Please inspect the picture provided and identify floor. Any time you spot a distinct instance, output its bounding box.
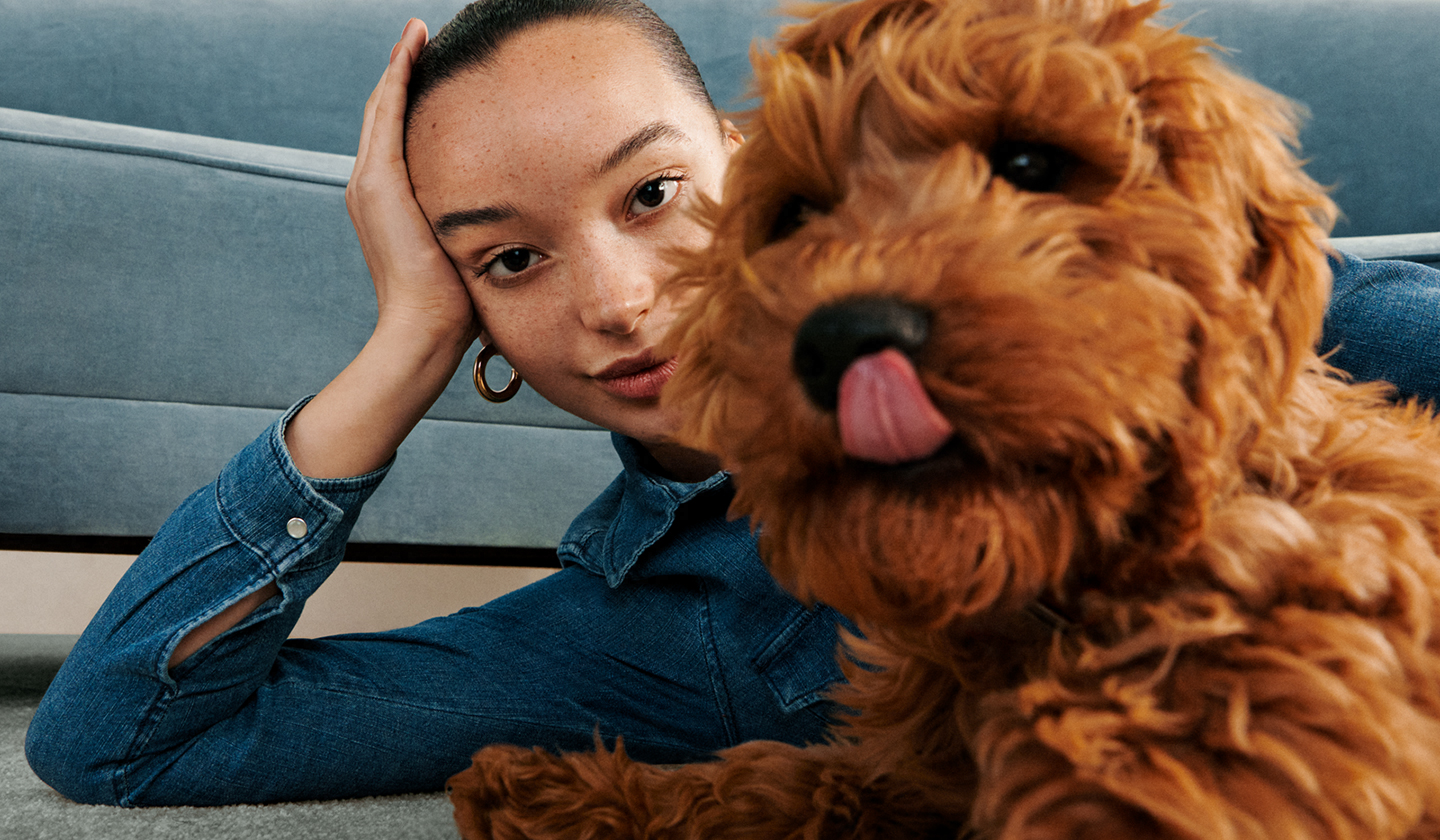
[1,665,458,839]
[0,549,553,836]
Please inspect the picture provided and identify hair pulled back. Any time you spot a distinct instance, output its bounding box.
[406,0,716,129]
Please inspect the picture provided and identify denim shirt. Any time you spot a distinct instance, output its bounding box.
[29,402,847,806]
[560,433,740,587]
[1323,250,1440,403]
[559,433,850,717]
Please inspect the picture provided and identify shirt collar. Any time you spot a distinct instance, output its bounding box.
[557,434,731,587]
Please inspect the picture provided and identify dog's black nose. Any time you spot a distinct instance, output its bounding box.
[792,297,930,411]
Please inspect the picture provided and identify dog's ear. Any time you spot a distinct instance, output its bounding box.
[1140,34,1337,402]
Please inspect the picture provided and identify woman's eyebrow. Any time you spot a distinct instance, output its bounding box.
[433,202,521,238]
[431,123,689,238]
[594,121,690,176]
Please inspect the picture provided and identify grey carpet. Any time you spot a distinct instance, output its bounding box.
[0,635,457,839]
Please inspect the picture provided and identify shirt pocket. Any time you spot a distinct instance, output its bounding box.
[751,604,848,714]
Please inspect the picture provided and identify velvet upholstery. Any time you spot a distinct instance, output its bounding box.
[1,0,1437,555]
[1163,0,1440,238]
[2,0,1435,235]
[0,0,782,156]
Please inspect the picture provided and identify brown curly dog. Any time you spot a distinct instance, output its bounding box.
[448,0,1440,836]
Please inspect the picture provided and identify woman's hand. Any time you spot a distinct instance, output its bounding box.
[349,18,479,347]
[283,20,481,480]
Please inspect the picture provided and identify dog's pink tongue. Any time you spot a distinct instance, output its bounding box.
[838,348,953,464]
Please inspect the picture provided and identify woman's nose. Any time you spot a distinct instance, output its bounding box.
[578,242,656,335]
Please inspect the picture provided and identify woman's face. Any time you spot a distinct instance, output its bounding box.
[406,19,739,458]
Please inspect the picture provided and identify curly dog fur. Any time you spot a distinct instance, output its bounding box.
[448,0,1440,836]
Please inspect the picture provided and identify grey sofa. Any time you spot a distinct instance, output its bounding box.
[2,0,1438,563]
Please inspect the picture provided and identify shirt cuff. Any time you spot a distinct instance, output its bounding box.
[214,396,392,577]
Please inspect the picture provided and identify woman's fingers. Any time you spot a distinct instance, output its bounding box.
[370,19,427,171]
[345,19,478,343]
[352,65,382,176]
[352,19,425,207]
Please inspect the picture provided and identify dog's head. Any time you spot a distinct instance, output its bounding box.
[662,0,1336,628]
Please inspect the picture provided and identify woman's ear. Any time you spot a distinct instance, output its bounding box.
[721,118,745,152]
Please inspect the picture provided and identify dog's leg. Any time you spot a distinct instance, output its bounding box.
[448,737,968,840]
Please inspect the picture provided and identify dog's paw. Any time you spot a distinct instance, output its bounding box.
[448,742,662,840]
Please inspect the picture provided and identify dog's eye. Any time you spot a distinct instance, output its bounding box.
[766,195,823,243]
[988,140,1074,192]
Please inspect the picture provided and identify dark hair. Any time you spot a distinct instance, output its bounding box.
[406,0,717,130]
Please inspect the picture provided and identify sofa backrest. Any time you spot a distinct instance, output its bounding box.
[0,0,781,156]
[2,0,1437,237]
[1162,0,1440,238]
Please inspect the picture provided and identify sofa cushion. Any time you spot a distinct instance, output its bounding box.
[0,107,584,428]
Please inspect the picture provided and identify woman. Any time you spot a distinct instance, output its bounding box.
[26,0,1440,807]
[26,0,846,807]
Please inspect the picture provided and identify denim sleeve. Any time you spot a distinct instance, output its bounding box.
[25,405,853,807]
[25,397,390,806]
[1320,250,1440,405]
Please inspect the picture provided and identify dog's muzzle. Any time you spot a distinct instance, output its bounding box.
[792,297,931,411]
[792,298,954,465]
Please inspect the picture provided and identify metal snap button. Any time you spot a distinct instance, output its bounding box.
[286,517,308,539]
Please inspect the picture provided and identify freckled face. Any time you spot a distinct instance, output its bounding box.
[406,19,739,448]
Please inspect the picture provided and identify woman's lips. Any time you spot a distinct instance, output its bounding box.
[593,353,679,400]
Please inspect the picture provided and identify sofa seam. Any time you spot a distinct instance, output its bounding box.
[0,128,349,187]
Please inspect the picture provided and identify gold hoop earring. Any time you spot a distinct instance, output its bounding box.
[473,343,522,403]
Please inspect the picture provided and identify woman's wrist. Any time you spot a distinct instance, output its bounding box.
[285,319,474,479]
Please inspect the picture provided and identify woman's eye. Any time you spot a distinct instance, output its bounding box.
[628,176,682,217]
[484,247,543,280]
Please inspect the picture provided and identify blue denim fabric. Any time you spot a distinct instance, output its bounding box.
[26,401,846,806]
[1321,251,1440,404]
